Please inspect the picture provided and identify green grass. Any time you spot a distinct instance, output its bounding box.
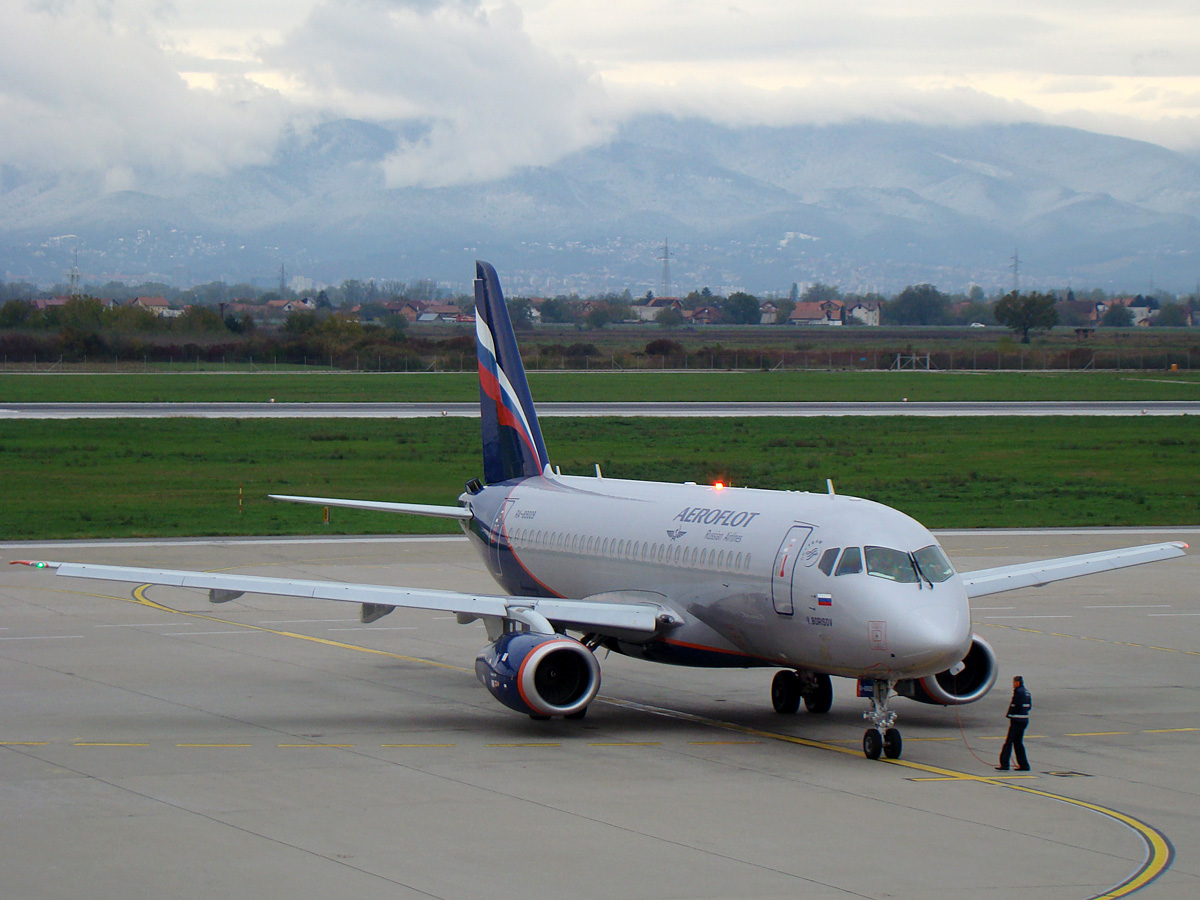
[2,417,1196,540]
[2,370,1200,403]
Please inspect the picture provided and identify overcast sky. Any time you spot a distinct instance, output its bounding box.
[5,0,1200,189]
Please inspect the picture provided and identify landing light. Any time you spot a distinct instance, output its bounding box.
[714,481,725,490]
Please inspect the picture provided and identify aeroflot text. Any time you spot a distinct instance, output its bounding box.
[672,508,761,527]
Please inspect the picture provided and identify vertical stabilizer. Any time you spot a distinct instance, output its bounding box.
[475,261,549,483]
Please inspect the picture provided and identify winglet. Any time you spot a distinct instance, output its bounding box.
[475,260,549,483]
[10,560,59,569]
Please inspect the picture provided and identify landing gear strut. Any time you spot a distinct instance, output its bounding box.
[862,678,902,759]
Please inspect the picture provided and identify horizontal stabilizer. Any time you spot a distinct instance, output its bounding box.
[961,541,1187,599]
[269,494,472,520]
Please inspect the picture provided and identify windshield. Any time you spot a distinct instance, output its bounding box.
[864,546,920,583]
[913,545,955,583]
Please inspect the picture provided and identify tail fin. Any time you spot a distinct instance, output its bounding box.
[475,260,549,483]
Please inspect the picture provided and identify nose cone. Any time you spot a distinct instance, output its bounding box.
[893,594,972,674]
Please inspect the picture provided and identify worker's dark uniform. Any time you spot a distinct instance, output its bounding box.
[999,684,1032,770]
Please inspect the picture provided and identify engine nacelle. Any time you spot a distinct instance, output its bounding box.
[475,631,601,717]
[899,634,998,706]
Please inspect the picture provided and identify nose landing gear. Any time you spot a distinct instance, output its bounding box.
[862,678,903,759]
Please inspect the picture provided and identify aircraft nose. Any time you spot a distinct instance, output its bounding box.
[894,599,971,671]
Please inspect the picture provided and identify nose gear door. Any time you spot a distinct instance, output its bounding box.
[771,525,813,615]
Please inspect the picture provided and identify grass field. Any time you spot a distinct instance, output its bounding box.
[2,369,1200,403]
[2,416,1197,540]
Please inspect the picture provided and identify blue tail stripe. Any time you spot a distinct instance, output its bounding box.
[475,261,549,484]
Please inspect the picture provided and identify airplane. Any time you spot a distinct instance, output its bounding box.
[12,261,1188,760]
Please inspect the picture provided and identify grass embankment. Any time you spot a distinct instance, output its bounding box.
[2,370,1200,403]
[2,417,1196,540]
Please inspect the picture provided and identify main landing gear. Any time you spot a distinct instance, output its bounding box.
[862,678,902,760]
[771,670,833,715]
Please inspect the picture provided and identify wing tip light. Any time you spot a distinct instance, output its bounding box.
[10,560,56,569]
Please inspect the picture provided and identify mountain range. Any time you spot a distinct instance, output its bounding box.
[3,115,1199,295]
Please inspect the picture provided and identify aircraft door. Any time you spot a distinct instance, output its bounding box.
[771,525,813,615]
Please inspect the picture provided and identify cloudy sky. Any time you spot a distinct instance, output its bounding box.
[5,0,1200,189]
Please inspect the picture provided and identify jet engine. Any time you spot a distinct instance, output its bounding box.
[899,634,998,706]
[475,631,601,717]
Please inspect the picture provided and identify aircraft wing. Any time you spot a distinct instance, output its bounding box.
[959,541,1187,599]
[269,494,473,519]
[10,560,675,637]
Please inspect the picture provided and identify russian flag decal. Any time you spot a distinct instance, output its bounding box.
[817,594,833,607]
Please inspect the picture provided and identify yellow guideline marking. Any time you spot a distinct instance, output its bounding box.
[589,741,661,746]
[176,743,251,748]
[981,621,1200,657]
[381,743,455,748]
[486,743,561,748]
[911,775,1038,782]
[1146,727,1200,733]
[75,742,147,747]
[130,585,467,672]
[107,584,1169,900]
[602,697,1173,900]
[278,744,354,748]
[0,742,50,746]
[689,740,761,745]
[1067,732,1130,737]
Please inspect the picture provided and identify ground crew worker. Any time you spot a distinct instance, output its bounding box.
[996,675,1032,771]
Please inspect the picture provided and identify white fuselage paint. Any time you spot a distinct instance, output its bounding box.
[463,473,973,680]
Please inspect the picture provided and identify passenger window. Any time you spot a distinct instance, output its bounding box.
[836,547,863,575]
[818,547,841,576]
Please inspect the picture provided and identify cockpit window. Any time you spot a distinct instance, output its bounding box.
[818,547,840,576]
[913,545,955,583]
[864,546,920,583]
[835,546,863,575]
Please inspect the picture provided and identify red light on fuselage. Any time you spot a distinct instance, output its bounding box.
[714,481,725,490]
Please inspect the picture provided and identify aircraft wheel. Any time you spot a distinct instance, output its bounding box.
[883,727,903,759]
[804,673,833,714]
[565,707,588,720]
[772,670,801,714]
[863,728,883,760]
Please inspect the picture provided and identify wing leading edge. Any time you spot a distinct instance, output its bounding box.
[10,560,676,637]
[959,540,1187,599]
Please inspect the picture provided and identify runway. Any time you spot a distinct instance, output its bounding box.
[2,530,1197,899]
[3,400,1200,418]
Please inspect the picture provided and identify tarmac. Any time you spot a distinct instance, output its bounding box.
[2,529,1198,900]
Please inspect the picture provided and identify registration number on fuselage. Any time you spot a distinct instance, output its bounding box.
[805,616,833,627]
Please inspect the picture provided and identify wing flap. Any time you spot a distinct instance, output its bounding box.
[960,541,1187,599]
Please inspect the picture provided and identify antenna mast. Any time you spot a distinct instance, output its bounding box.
[67,249,81,297]
[1010,248,1020,294]
[658,239,672,298]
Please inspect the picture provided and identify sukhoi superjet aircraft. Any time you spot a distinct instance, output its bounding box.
[14,261,1188,759]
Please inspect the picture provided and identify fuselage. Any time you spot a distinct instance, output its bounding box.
[461,473,972,681]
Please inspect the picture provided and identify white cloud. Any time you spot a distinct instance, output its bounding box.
[264,0,615,186]
[1,2,288,182]
[3,0,1200,189]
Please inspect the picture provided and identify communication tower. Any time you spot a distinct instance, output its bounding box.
[658,239,672,298]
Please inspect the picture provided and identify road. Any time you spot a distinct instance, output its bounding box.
[3,400,1200,418]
